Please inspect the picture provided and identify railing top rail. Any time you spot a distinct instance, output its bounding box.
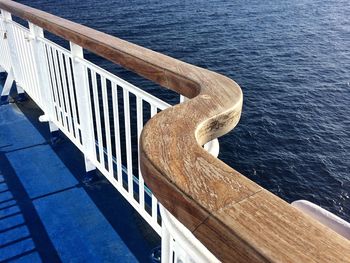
[1,0,349,262]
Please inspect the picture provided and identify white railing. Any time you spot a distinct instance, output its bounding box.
[0,16,10,72]
[0,10,218,262]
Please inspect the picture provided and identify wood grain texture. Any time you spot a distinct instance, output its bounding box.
[1,1,349,262]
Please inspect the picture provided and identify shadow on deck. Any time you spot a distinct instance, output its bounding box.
[0,73,160,263]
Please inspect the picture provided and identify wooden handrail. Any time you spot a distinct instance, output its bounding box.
[1,1,349,261]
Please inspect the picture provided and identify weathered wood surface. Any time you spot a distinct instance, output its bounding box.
[1,0,349,262]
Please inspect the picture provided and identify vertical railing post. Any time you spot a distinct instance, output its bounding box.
[179,94,186,103]
[0,10,25,102]
[28,22,59,137]
[159,206,219,263]
[70,42,97,181]
[161,218,171,263]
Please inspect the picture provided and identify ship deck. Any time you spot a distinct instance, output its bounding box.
[0,73,159,262]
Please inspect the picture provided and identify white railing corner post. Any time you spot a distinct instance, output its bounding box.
[161,217,171,263]
[28,22,58,134]
[160,206,219,263]
[70,42,96,178]
[0,10,24,101]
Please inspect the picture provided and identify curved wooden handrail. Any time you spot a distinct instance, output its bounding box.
[1,1,349,262]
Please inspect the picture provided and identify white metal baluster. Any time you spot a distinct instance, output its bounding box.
[52,49,67,128]
[58,51,73,133]
[48,46,63,124]
[47,45,61,122]
[180,94,187,103]
[0,17,5,70]
[112,84,123,187]
[46,45,62,124]
[0,21,4,70]
[13,26,32,96]
[123,89,133,195]
[137,97,145,209]
[91,70,104,167]
[29,23,52,114]
[2,20,11,71]
[2,13,25,95]
[0,16,15,100]
[101,77,113,175]
[25,31,41,104]
[161,218,171,263]
[21,28,38,103]
[171,238,177,263]
[10,26,27,88]
[64,55,79,141]
[150,105,158,223]
[160,206,219,263]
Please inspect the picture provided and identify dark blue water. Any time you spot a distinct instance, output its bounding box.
[18,0,350,221]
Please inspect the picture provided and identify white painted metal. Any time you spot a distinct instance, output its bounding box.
[123,89,133,194]
[64,49,80,140]
[112,84,123,187]
[48,121,59,134]
[160,206,219,263]
[0,15,11,72]
[45,45,62,124]
[58,51,74,132]
[204,139,220,158]
[0,69,14,97]
[70,42,95,160]
[90,69,104,167]
[0,11,23,98]
[101,76,113,175]
[0,15,11,96]
[29,23,56,128]
[179,94,187,103]
[0,11,221,262]
[136,97,145,210]
[150,105,159,224]
[9,20,40,104]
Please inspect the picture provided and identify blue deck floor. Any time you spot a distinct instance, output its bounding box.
[0,74,159,262]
